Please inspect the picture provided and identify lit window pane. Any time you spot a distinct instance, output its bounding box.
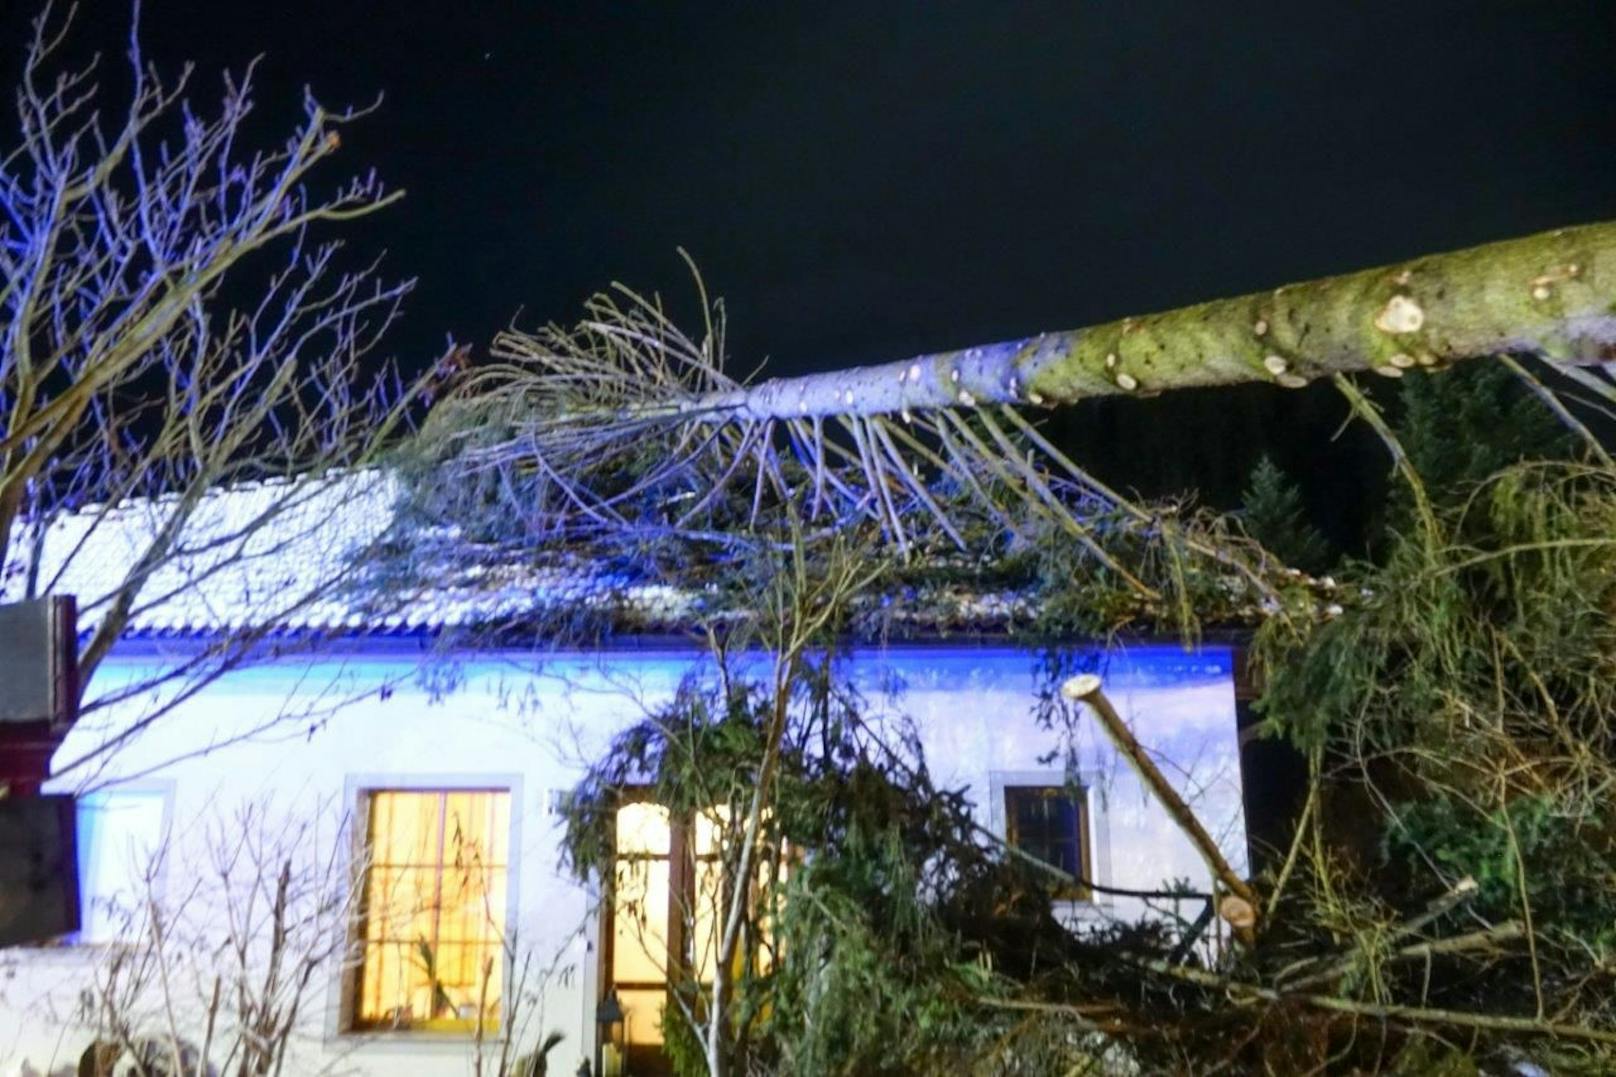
[368,791,439,865]
[355,790,509,1032]
[693,805,730,856]
[615,802,671,855]
[692,860,723,982]
[484,794,510,866]
[439,868,500,942]
[612,858,669,982]
[616,988,666,1047]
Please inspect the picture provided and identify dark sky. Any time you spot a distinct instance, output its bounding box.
[7,1,1616,529]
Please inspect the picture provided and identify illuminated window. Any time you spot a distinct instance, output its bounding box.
[691,805,785,982]
[1004,785,1090,900]
[603,800,783,1074]
[607,801,673,1068]
[353,789,510,1032]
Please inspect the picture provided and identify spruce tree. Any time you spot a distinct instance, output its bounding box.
[1239,455,1333,573]
[1397,359,1574,500]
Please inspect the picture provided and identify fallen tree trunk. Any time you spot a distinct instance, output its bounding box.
[424,219,1616,611]
[698,220,1616,419]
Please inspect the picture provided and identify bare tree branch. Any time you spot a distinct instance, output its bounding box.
[0,4,439,774]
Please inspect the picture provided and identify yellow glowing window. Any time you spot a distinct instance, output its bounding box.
[354,789,510,1032]
[608,800,672,1063]
[692,806,785,981]
[603,799,785,1073]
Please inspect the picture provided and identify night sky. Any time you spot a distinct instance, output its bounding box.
[6,2,1616,535]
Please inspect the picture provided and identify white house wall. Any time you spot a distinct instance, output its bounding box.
[0,641,1243,1076]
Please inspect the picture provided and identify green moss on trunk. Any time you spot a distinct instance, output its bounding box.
[717,220,1616,419]
[1023,219,1616,404]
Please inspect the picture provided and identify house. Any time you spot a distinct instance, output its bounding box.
[0,476,1249,1076]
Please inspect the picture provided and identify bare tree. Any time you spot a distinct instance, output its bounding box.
[25,802,365,1077]
[0,4,438,779]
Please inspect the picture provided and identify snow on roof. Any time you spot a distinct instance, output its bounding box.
[3,471,394,637]
[5,462,1082,644]
[2,470,699,640]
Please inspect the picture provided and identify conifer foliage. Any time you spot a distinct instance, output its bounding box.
[1238,455,1333,574]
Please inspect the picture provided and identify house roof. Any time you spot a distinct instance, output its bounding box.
[6,470,1240,646]
[4,472,386,638]
[1,471,706,641]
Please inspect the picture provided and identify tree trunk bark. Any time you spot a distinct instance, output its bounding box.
[699,220,1616,419]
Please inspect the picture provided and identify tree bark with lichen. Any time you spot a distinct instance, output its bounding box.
[701,220,1616,419]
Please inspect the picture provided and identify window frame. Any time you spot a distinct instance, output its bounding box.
[67,779,176,946]
[331,774,523,1042]
[597,788,685,1070]
[1002,783,1092,901]
[989,770,1106,905]
[596,792,786,1075]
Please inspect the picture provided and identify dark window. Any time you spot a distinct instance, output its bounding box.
[1004,785,1090,899]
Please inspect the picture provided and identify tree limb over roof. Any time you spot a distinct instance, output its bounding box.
[412,223,1616,630]
[695,219,1616,417]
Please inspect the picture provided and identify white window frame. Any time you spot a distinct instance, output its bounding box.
[70,779,176,945]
